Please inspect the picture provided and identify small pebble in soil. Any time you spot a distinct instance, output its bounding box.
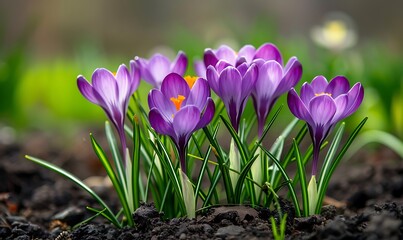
[215,225,245,238]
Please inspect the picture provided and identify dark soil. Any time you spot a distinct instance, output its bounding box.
[1,132,403,239]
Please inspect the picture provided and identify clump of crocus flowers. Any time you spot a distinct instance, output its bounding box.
[26,42,365,227]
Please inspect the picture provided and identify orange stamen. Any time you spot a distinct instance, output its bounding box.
[184,76,198,89]
[170,95,186,111]
[315,92,332,97]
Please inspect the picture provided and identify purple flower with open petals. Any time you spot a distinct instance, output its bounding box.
[135,51,187,89]
[287,76,364,176]
[77,61,140,165]
[206,63,258,132]
[148,73,215,171]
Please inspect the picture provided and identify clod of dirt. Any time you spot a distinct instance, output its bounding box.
[133,202,163,232]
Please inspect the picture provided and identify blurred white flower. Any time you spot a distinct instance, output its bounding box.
[311,12,357,51]
[0,125,16,145]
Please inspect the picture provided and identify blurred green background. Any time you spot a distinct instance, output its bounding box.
[0,0,402,144]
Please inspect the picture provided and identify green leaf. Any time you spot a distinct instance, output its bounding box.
[229,138,241,191]
[270,124,308,188]
[25,155,121,228]
[105,121,126,190]
[90,134,134,226]
[149,135,186,214]
[307,175,318,215]
[132,116,141,210]
[315,117,367,213]
[259,145,301,217]
[203,124,235,203]
[234,154,259,202]
[179,170,196,218]
[293,139,309,216]
[220,115,248,164]
[220,115,256,204]
[346,130,403,159]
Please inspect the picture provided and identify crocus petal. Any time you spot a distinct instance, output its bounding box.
[215,60,232,73]
[115,64,131,104]
[343,82,364,117]
[204,49,219,68]
[148,89,176,119]
[218,67,242,105]
[254,61,283,99]
[288,89,313,125]
[326,76,350,98]
[331,94,348,123]
[149,108,175,137]
[173,106,201,144]
[187,78,210,110]
[276,57,302,96]
[215,45,237,65]
[206,66,220,94]
[251,59,266,68]
[310,76,329,93]
[148,54,171,86]
[309,95,336,126]
[92,68,119,107]
[254,43,283,65]
[195,98,215,130]
[238,45,256,64]
[240,64,258,100]
[134,57,155,86]
[194,60,207,78]
[129,60,141,94]
[300,82,315,106]
[171,51,188,75]
[236,62,249,76]
[77,76,99,105]
[161,73,190,99]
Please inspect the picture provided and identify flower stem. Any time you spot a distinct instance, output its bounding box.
[179,146,187,173]
[311,144,320,176]
[119,128,128,168]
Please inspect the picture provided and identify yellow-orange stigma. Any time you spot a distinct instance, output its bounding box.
[315,92,332,97]
[170,95,186,111]
[184,76,198,89]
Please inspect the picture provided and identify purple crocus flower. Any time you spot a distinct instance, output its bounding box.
[252,56,302,137]
[77,61,140,165]
[135,51,187,89]
[287,76,364,176]
[148,73,215,171]
[195,43,283,78]
[206,63,258,132]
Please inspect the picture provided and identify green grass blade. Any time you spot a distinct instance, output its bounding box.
[90,134,134,226]
[219,115,248,163]
[293,139,308,216]
[105,122,126,191]
[234,154,259,203]
[149,136,186,214]
[220,115,256,204]
[346,130,403,159]
[250,106,283,155]
[132,116,141,210]
[315,117,367,213]
[317,123,345,208]
[271,124,308,188]
[203,124,235,203]
[25,155,121,228]
[194,124,219,206]
[259,145,301,217]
